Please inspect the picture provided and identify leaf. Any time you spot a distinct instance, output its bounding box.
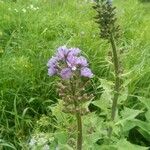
[28,97,36,103]
[120,120,136,134]
[118,87,128,103]
[92,79,113,112]
[50,100,72,125]
[54,131,68,145]
[145,110,150,122]
[83,113,106,147]
[138,97,150,122]
[132,119,150,141]
[58,144,73,150]
[120,118,150,142]
[138,97,150,109]
[114,139,148,150]
[0,140,16,150]
[115,107,143,135]
[116,107,143,126]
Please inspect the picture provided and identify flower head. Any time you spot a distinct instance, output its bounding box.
[47,46,93,79]
[77,56,88,67]
[56,45,69,60]
[60,68,72,79]
[29,138,37,147]
[47,56,58,67]
[81,67,93,78]
[68,48,81,56]
[66,55,78,70]
[48,67,57,76]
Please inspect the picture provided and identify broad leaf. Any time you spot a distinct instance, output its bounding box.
[116,107,143,126]
[92,79,113,112]
[138,97,150,122]
[114,139,148,150]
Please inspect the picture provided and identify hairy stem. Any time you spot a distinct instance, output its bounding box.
[70,79,83,150]
[108,33,120,137]
[76,112,82,150]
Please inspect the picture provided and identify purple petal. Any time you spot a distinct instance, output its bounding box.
[47,56,58,67]
[60,68,72,79]
[77,56,88,67]
[56,45,69,60]
[68,48,81,56]
[81,67,93,78]
[66,55,78,70]
[48,67,57,76]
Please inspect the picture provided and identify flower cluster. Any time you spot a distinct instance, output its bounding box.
[93,0,120,40]
[47,46,93,79]
[29,133,50,150]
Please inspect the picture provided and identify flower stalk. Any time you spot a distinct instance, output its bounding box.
[76,112,82,150]
[93,0,121,138]
[70,78,83,150]
[108,33,120,137]
[110,33,120,121]
[47,46,94,149]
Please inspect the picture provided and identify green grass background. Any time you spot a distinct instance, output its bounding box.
[0,0,150,149]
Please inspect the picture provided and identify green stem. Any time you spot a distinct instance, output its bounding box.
[70,79,83,150]
[108,33,120,137]
[76,112,82,150]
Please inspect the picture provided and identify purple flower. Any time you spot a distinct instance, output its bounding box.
[68,48,81,56]
[56,46,69,60]
[48,67,57,76]
[67,55,78,70]
[47,46,94,79]
[47,56,58,67]
[47,56,58,76]
[77,56,88,67]
[81,67,93,78]
[60,68,72,79]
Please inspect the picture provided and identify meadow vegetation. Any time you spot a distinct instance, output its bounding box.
[0,0,150,149]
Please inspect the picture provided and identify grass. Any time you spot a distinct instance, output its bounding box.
[0,0,150,149]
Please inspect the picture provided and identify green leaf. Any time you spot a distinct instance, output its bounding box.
[0,140,16,150]
[138,97,150,122]
[114,139,148,150]
[58,144,73,150]
[50,100,72,126]
[138,97,150,110]
[83,113,106,147]
[145,110,150,122]
[132,119,150,142]
[116,107,143,126]
[92,79,112,112]
[54,131,68,145]
[115,107,143,136]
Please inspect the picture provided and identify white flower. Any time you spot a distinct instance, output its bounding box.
[29,138,37,147]
[81,31,85,35]
[22,8,26,13]
[14,9,18,12]
[43,144,50,150]
[32,7,37,11]
[56,146,59,150]
[38,137,47,145]
[30,4,34,9]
